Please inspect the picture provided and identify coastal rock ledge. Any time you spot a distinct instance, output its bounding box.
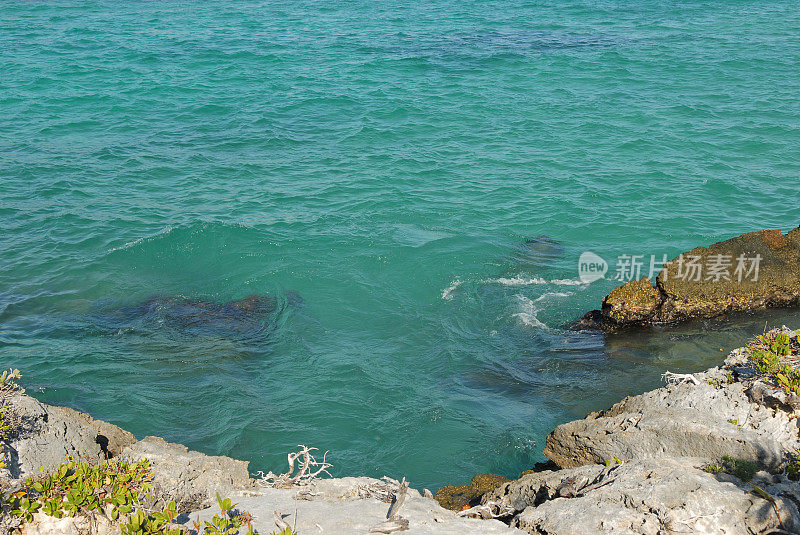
[579,226,800,331]
[3,329,800,534]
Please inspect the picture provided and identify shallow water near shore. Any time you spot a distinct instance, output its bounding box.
[2,0,800,490]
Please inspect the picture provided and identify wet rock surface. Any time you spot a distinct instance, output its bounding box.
[580,226,800,331]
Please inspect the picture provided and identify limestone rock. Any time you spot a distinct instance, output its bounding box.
[484,459,800,535]
[2,393,105,479]
[120,436,254,512]
[49,406,136,457]
[22,512,119,535]
[186,477,524,534]
[542,368,800,470]
[602,277,662,325]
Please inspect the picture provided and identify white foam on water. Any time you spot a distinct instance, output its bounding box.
[533,291,572,302]
[489,276,586,286]
[441,278,462,300]
[512,294,548,329]
[106,226,175,253]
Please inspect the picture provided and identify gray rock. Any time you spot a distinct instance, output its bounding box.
[542,368,800,470]
[120,436,254,512]
[186,477,524,535]
[484,459,800,535]
[2,393,106,479]
[49,405,136,457]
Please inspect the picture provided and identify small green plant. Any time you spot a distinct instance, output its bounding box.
[0,368,21,389]
[0,369,21,472]
[193,493,257,535]
[705,456,758,481]
[270,528,295,535]
[750,349,781,374]
[728,418,740,426]
[787,451,800,481]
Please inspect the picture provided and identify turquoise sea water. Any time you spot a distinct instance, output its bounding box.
[2,1,799,489]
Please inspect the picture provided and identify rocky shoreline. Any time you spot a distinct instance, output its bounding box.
[3,329,800,534]
[579,226,800,331]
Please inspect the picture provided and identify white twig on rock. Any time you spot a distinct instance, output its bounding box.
[273,510,290,531]
[661,371,700,386]
[257,445,333,488]
[456,500,515,519]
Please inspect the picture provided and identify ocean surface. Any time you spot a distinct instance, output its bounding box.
[1,0,799,490]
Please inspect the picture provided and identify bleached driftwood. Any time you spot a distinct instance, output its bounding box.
[273,510,291,531]
[342,476,402,502]
[456,500,515,519]
[257,445,332,488]
[369,477,410,533]
[661,371,700,386]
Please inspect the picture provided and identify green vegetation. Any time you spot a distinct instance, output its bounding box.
[0,370,256,534]
[0,368,21,473]
[190,493,256,535]
[705,456,758,482]
[748,331,800,396]
[757,331,791,356]
[3,456,257,534]
[787,451,800,481]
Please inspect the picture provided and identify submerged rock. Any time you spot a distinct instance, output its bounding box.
[95,293,282,338]
[579,226,800,331]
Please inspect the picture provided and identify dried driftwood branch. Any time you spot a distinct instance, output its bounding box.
[369,477,410,533]
[257,445,333,488]
[273,510,291,531]
[661,371,700,386]
[456,500,514,520]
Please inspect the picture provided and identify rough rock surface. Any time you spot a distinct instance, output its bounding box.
[120,436,254,511]
[580,226,800,330]
[49,405,136,457]
[435,473,509,510]
[2,393,107,479]
[21,512,119,535]
[542,365,800,470]
[484,459,800,535]
[186,477,523,535]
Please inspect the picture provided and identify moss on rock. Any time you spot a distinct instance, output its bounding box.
[434,473,508,511]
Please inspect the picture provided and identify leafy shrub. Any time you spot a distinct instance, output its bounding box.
[6,458,256,534]
[705,456,757,482]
